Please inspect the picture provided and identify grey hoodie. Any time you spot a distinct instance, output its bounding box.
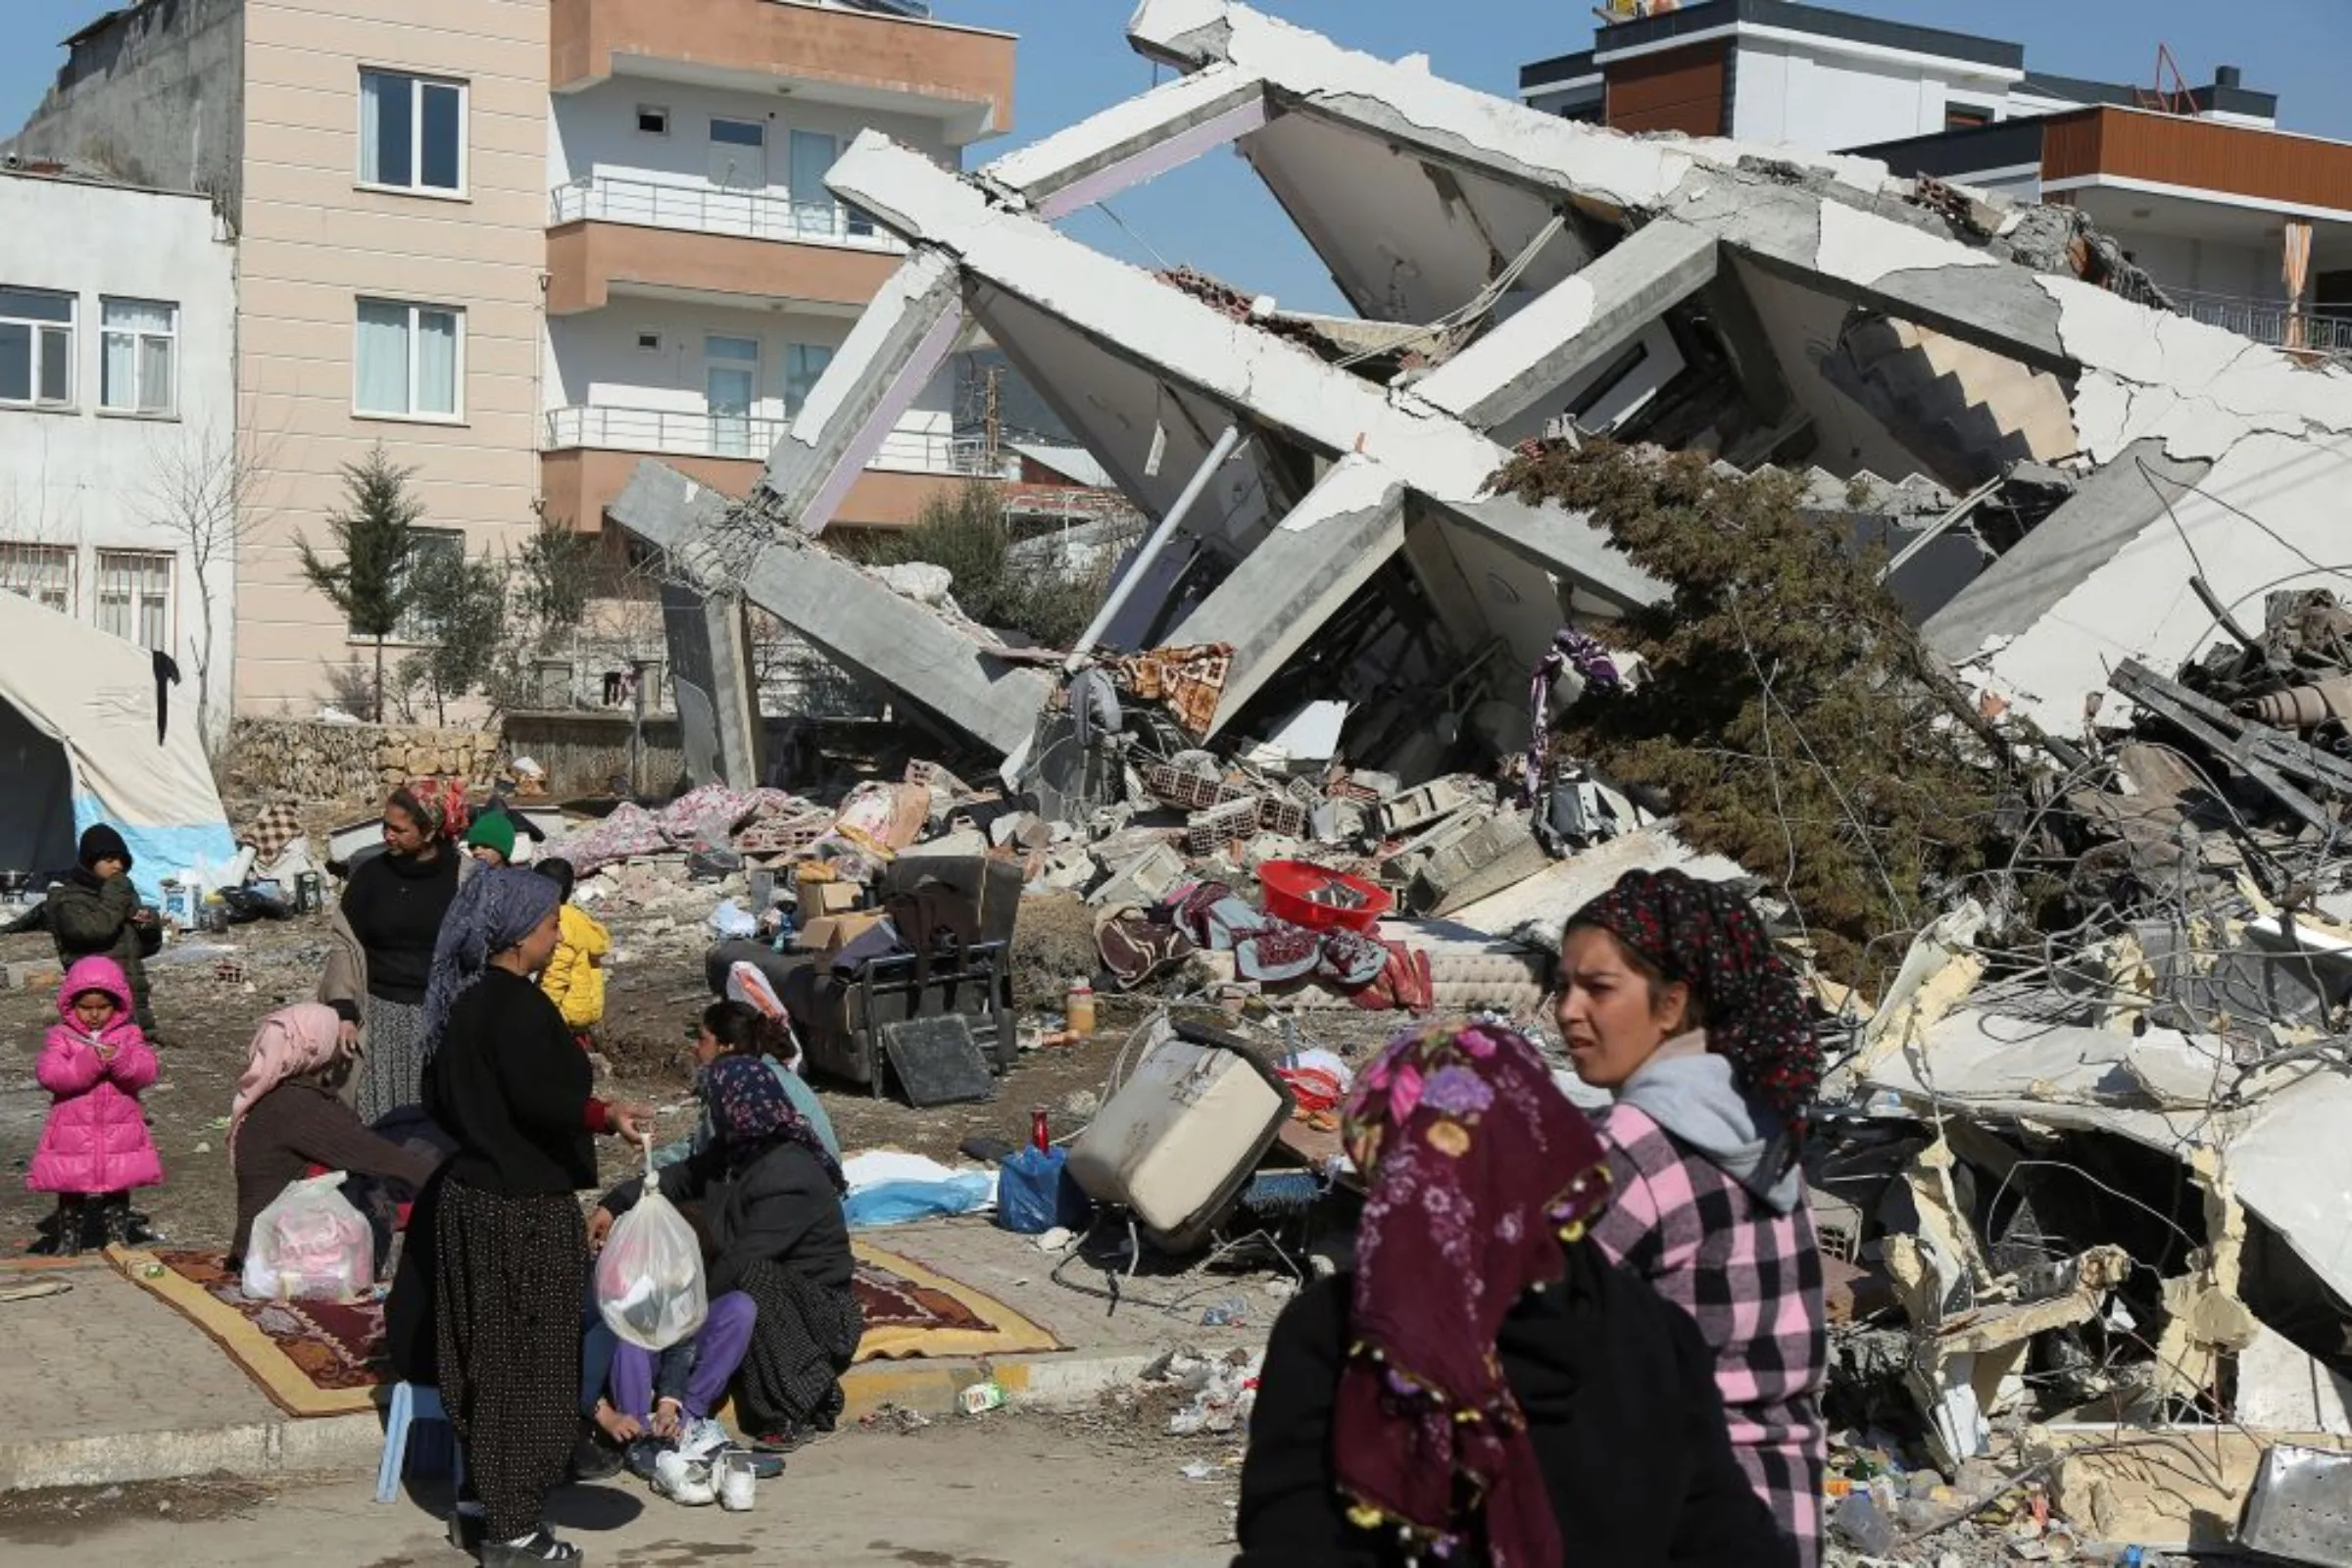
[1616,1032,1803,1213]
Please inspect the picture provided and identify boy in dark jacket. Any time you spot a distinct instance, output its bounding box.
[46,826,158,1035]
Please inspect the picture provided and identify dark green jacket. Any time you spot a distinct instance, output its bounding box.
[46,870,152,1028]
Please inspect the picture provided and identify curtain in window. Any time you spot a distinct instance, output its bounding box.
[356,302,411,414]
[102,300,174,412]
[361,72,412,187]
[139,333,173,413]
[416,310,459,416]
[102,327,135,410]
[790,130,839,237]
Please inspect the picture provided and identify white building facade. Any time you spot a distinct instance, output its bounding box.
[0,167,239,740]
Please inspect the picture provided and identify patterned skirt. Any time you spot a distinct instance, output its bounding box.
[733,1256,863,1439]
[356,997,427,1124]
[432,1181,583,1542]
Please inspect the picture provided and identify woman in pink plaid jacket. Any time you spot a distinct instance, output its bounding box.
[1558,868,1828,1567]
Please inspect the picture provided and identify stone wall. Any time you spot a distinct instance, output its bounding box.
[219,718,505,803]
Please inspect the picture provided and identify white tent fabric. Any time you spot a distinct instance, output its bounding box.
[0,589,234,900]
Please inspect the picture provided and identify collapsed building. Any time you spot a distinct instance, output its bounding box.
[606,4,2352,1554]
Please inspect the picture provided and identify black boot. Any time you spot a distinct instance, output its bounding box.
[99,1195,134,1250]
[53,1197,86,1258]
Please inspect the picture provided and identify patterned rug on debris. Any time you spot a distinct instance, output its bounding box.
[850,1240,1061,1361]
[111,1248,386,1418]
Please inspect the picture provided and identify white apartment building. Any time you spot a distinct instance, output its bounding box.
[0,165,238,739]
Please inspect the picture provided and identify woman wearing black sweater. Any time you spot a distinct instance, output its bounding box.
[325,787,462,1123]
[419,868,598,1566]
[1234,1022,1788,1568]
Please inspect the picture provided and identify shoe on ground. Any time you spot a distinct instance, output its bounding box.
[570,1425,625,1483]
[622,1436,670,1482]
[651,1448,716,1507]
[479,1528,583,1564]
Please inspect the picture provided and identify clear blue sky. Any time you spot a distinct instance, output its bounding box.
[6,0,2347,314]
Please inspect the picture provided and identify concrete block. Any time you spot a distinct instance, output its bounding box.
[1376,777,1476,836]
[1185,796,1260,857]
[1407,811,1552,917]
[1089,842,1186,908]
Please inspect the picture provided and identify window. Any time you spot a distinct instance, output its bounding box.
[100,298,176,415]
[1946,105,1994,130]
[96,550,172,650]
[360,70,466,194]
[636,105,669,136]
[0,542,74,614]
[382,527,465,642]
[0,286,74,408]
[635,329,663,354]
[789,129,839,236]
[355,299,464,418]
[784,342,834,417]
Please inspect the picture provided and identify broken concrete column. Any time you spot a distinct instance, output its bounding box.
[1416,220,1721,429]
[608,463,1054,759]
[660,580,763,789]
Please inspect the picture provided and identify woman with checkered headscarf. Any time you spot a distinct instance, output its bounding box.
[1559,868,1829,1568]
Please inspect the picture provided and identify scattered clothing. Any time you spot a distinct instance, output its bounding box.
[243,802,305,868]
[28,956,161,1197]
[540,904,611,1034]
[1171,880,1387,990]
[1591,1102,1827,1566]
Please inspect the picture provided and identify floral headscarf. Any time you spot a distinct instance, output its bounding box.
[421,867,561,1052]
[705,1056,846,1194]
[1568,867,1821,1147]
[1335,1021,1612,1568]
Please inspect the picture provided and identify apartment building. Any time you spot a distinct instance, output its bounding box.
[8,0,1015,718]
[0,164,237,738]
[539,0,1017,545]
[1521,0,2351,353]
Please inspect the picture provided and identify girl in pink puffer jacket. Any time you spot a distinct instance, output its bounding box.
[28,956,162,1254]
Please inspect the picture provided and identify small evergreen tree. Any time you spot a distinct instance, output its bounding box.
[296,445,422,721]
[397,547,510,725]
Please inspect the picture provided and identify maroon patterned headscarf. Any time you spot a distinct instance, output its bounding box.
[1568,867,1821,1142]
[1336,1021,1612,1567]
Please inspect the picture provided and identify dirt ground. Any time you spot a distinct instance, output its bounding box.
[0,823,1328,1254]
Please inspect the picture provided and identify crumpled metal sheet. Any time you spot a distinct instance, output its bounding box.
[2241,1444,2352,1566]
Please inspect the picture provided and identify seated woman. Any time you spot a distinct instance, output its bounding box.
[226,1004,443,1272]
[653,1000,840,1171]
[593,1054,860,1454]
[1235,1021,1785,1568]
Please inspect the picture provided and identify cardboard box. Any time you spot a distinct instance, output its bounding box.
[797,876,862,917]
[795,909,891,957]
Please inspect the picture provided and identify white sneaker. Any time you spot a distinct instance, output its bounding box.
[652,1448,716,1507]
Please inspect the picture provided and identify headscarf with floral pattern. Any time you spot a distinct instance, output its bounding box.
[1335,1020,1611,1567]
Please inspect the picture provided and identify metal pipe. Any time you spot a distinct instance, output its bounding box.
[1063,422,1244,675]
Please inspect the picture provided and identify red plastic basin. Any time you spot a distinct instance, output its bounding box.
[1257,859,1394,933]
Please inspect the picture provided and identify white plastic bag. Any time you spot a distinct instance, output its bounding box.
[241,1172,372,1302]
[596,1146,709,1351]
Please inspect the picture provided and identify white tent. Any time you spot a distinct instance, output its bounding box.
[0,589,234,901]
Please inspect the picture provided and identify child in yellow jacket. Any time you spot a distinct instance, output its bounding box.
[533,859,610,1043]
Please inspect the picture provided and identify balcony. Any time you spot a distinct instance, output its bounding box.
[540,403,1012,532]
[552,174,909,255]
[546,191,904,315]
[551,0,1016,146]
[2169,288,2352,360]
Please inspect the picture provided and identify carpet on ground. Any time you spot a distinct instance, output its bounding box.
[112,1239,1060,1415]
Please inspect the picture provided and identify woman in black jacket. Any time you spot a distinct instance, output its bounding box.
[327,787,462,1122]
[1235,1021,1788,1568]
[593,1054,860,1452]
[419,867,593,1567]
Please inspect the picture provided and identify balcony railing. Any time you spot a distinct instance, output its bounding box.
[549,173,908,255]
[2169,287,2352,359]
[544,404,1015,477]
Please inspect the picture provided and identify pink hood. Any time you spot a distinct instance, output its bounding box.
[56,956,137,1042]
